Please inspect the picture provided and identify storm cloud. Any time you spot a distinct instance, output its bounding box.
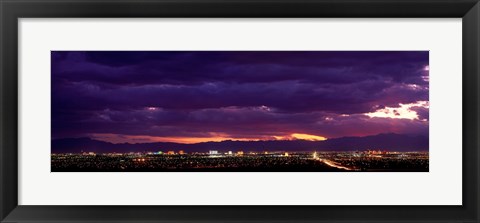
[52,51,429,143]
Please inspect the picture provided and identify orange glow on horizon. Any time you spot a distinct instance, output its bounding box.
[91,133,261,144]
[291,133,327,141]
[274,133,327,141]
[91,132,328,144]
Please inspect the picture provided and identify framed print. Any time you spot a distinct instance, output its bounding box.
[1,0,479,222]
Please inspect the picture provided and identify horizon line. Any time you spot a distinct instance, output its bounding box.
[52,132,427,145]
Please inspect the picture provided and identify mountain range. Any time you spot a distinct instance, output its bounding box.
[51,133,428,153]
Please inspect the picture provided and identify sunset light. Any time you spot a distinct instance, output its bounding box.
[291,133,327,141]
[90,132,329,144]
[91,133,260,144]
[365,101,429,120]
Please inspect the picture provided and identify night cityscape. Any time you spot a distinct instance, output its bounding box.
[51,51,429,172]
[52,150,428,172]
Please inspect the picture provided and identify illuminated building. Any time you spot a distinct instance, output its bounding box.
[156,151,163,155]
[284,152,289,157]
[228,151,233,155]
[167,151,175,155]
[178,150,185,155]
[236,151,244,155]
[209,150,218,155]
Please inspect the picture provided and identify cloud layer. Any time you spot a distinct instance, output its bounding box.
[52,51,429,143]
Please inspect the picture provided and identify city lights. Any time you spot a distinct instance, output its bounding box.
[51,150,429,172]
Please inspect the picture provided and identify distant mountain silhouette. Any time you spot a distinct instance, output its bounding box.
[51,133,428,154]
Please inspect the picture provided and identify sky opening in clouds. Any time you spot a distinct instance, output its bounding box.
[51,51,429,144]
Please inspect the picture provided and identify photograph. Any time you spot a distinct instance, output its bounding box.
[51,51,429,172]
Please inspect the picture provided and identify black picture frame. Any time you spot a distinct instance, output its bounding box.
[1,0,479,222]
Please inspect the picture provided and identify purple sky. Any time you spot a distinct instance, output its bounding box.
[51,51,429,144]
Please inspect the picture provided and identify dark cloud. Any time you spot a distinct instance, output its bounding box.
[51,51,429,141]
